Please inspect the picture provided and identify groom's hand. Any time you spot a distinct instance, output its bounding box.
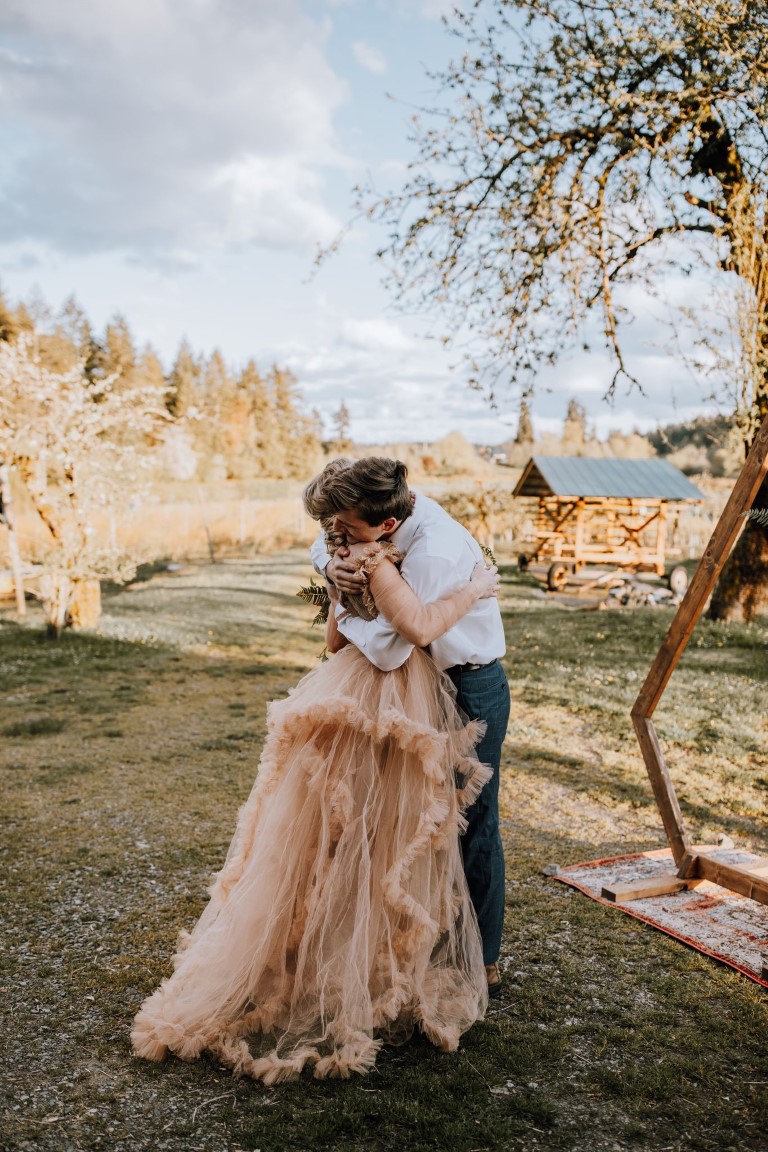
[327,549,366,595]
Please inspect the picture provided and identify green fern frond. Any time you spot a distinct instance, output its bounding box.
[481,544,497,566]
[744,508,768,529]
[296,578,329,607]
[297,579,330,626]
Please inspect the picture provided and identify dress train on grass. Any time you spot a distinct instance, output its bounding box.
[131,645,490,1083]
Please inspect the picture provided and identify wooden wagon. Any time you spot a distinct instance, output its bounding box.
[513,456,704,591]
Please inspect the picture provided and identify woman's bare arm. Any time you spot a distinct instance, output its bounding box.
[366,555,498,648]
[325,590,349,653]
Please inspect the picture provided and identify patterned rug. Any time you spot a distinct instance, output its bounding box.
[556,848,768,988]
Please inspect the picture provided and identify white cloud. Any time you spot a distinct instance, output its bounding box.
[340,316,413,351]
[212,157,340,249]
[352,40,387,75]
[418,0,456,19]
[0,0,348,260]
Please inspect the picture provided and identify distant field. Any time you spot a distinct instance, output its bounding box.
[0,469,734,577]
[1,555,766,1152]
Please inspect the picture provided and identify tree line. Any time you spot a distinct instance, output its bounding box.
[0,291,325,481]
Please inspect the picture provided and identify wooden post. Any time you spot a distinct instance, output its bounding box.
[196,485,216,563]
[574,498,585,573]
[656,502,667,577]
[634,415,768,721]
[626,413,768,903]
[0,463,26,616]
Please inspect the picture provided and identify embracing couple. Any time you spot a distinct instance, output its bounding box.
[131,457,510,1084]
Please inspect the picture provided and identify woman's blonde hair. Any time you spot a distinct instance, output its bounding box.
[302,457,356,525]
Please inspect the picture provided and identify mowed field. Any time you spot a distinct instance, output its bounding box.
[1,554,767,1152]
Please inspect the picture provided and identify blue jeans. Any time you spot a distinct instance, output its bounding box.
[446,659,510,965]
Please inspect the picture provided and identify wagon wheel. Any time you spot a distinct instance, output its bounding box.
[517,554,530,571]
[547,562,568,591]
[667,565,689,594]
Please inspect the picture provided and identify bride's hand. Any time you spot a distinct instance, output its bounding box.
[470,560,500,599]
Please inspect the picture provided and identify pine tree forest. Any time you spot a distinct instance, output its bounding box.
[0,290,324,484]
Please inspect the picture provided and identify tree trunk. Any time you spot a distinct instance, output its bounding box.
[40,572,73,638]
[0,463,26,616]
[709,401,768,623]
[708,494,768,622]
[39,574,102,636]
[69,579,101,630]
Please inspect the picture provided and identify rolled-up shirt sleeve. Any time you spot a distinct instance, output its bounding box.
[309,532,331,576]
[336,609,414,671]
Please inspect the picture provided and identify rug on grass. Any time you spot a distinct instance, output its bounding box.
[556,848,768,988]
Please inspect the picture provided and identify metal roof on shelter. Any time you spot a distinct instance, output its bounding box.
[513,457,704,501]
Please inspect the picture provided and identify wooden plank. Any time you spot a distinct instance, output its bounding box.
[574,498,585,570]
[685,847,768,875]
[632,716,689,864]
[693,855,768,906]
[632,413,768,721]
[601,873,701,903]
[656,503,667,577]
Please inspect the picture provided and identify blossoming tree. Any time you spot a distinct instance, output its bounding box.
[0,338,167,635]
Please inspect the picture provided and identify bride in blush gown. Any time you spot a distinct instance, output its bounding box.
[131,528,499,1084]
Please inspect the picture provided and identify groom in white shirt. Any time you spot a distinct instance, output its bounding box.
[308,456,510,998]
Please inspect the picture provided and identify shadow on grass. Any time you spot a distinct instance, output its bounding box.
[1,562,767,1152]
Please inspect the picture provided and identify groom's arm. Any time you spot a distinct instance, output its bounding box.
[309,532,331,576]
[336,610,414,671]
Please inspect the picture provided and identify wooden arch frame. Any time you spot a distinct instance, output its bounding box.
[619,414,768,909]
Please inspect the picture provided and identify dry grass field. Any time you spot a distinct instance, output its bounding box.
[1,554,766,1152]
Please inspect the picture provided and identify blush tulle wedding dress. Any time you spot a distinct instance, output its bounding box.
[131,545,490,1084]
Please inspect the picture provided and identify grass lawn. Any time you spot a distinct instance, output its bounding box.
[1,554,766,1152]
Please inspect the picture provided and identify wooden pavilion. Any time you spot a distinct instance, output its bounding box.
[513,456,703,589]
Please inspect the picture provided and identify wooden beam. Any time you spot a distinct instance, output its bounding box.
[632,716,690,864]
[632,414,768,721]
[656,503,667,577]
[676,852,768,905]
[601,873,701,903]
[693,855,768,905]
[574,498,585,571]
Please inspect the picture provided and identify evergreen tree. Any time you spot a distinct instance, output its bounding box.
[197,349,236,476]
[166,339,201,418]
[562,399,588,453]
[515,400,534,447]
[0,290,19,344]
[59,295,94,358]
[331,401,353,453]
[270,367,323,478]
[87,314,137,391]
[246,361,284,477]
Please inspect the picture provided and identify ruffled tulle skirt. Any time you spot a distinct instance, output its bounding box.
[131,645,490,1083]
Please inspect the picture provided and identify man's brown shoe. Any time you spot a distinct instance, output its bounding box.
[485,962,502,999]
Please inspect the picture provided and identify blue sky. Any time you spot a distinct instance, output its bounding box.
[0,0,722,444]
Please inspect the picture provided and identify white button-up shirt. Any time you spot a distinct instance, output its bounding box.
[310,492,506,672]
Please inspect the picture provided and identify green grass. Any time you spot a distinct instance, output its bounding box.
[2,715,68,737]
[0,555,766,1152]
